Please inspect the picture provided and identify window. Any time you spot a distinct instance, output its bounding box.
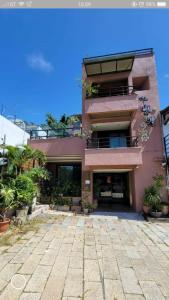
[56,164,81,196]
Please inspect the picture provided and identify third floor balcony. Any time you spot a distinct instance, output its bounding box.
[84,85,138,116]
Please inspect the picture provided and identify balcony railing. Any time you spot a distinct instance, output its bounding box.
[164,134,169,161]
[87,136,139,149]
[29,126,82,140]
[86,85,134,99]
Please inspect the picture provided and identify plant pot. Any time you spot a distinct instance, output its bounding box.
[57,205,70,212]
[84,208,89,214]
[0,218,10,233]
[162,205,169,216]
[72,197,81,205]
[150,211,163,218]
[143,205,151,214]
[32,197,37,212]
[16,207,29,222]
[62,205,70,212]
[71,205,81,213]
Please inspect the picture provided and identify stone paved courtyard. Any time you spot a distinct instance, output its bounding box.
[0,213,169,300]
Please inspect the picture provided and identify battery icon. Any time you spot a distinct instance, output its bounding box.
[157,2,167,6]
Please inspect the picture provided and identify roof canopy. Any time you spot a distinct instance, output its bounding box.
[84,48,153,77]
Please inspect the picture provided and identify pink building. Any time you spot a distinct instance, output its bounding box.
[29,48,167,212]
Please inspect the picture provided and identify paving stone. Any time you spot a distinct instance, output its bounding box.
[41,277,65,300]
[10,251,31,264]
[84,245,97,259]
[19,292,41,300]
[103,258,119,280]
[120,267,142,294]
[84,259,101,282]
[40,249,57,266]
[63,280,83,298]
[24,265,51,292]
[69,256,83,269]
[67,268,83,281]
[139,280,165,300]
[0,278,8,292]
[104,279,125,300]
[0,274,30,300]
[19,254,42,274]
[0,263,21,282]
[125,295,145,300]
[84,281,104,300]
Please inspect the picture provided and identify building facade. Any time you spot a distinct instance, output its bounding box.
[0,115,30,146]
[29,48,167,212]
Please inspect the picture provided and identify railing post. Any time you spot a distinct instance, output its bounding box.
[97,138,99,148]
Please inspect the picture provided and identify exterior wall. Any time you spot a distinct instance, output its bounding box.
[85,147,142,167]
[29,137,85,158]
[0,115,29,146]
[82,53,167,211]
[85,94,138,115]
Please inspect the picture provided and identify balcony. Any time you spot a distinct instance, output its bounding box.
[85,86,138,115]
[29,126,82,140]
[85,136,142,167]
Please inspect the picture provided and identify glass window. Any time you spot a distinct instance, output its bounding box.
[56,164,81,197]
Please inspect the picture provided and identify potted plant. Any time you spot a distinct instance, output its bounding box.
[25,167,49,213]
[14,174,36,222]
[82,201,96,214]
[161,201,169,216]
[149,175,164,218]
[0,184,15,232]
[52,197,71,212]
[151,200,162,218]
[143,186,153,214]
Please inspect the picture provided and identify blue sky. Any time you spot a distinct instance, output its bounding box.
[0,9,169,124]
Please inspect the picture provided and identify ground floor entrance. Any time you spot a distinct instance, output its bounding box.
[93,172,132,211]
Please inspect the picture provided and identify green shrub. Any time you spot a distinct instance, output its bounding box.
[14,174,36,208]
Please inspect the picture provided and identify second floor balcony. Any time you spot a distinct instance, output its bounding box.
[87,136,138,149]
[85,135,142,167]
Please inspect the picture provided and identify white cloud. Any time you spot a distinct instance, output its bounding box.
[27,53,54,73]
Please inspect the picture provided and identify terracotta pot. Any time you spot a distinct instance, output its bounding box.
[0,218,10,233]
[143,205,151,214]
[162,205,169,216]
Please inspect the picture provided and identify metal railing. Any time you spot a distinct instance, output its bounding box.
[29,126,82,140]
[83,48,153,64]
[164,134,169,160]
[86,85,134,99]
[87,136,139,149]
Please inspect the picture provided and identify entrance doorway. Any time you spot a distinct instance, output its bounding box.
[93,172,131,211]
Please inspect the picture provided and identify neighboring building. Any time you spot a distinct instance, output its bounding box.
[161,106,169,176]
[0,115,29,146]
[29,48,167,212]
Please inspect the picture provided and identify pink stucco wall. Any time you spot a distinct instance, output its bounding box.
[85,94,138,115]
[85,147,142,167]
[29,137,85,157]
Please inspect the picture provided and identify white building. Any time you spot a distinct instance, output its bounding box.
[0,115,30,146]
